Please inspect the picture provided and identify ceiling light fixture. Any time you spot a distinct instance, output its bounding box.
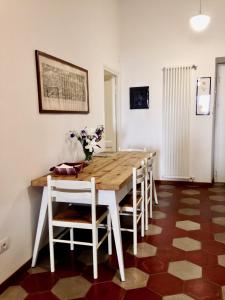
[190,0,210,32]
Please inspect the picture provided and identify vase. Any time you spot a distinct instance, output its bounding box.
[84,150,93,162]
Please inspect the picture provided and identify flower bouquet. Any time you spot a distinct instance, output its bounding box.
[69,125,104,161]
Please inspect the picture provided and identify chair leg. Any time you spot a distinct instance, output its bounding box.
[70,228,74,251]
[48,224,55,272]
[153,180,158,204]
[133,213,137,255]
[145,183,148,231]
[141,200,145,237]
[107,214,112,255]
[92,227,98,279]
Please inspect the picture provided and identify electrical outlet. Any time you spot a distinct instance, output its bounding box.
[0,237,9,254]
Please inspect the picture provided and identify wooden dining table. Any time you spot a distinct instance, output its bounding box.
[31,151,153,281]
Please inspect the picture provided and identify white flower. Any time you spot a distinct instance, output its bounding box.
[85,139,97,152]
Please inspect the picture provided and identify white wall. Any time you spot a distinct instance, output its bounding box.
[0,0,120,284]
[119,0,225,182]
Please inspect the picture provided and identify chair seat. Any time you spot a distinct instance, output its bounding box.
[120,193,142,209]
[53,205,107,224]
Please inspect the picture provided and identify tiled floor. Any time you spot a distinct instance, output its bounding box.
[1,183,225,299]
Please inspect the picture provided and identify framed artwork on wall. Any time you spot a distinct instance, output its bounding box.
[35,50,89,113]
[130,86,149,109]
[196,77,211,115]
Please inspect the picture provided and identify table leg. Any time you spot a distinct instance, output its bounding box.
[109,200,125,282]
[31,187,48,267]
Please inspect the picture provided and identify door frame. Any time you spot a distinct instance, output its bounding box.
[212,57,225,182]
[103,66,120,151]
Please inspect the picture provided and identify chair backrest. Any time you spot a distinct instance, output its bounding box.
[47,176,96,224]
[132,161,145,208]
[119,147,147,152]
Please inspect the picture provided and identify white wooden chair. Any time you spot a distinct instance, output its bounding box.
[144,155,158,229]
[47,175,112,279]
[119,161,145,255]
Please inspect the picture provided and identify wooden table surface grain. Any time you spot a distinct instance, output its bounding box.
[31,151,155,190]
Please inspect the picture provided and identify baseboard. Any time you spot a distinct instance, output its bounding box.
[155,179,213,187]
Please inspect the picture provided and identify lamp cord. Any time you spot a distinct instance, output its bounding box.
[199,0,202,14]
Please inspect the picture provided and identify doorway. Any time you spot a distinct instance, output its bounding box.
[104,68,118,152]
[213,58,225,183]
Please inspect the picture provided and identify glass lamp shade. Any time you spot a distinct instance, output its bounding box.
[190,14,210,32]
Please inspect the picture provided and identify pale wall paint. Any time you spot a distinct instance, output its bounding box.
[119,0,225,182]
[0,0,120,284]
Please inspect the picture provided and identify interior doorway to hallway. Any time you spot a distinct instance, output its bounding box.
[213,57,225,183]
[104,68,118,152]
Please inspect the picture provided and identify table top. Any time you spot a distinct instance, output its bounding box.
[31,151,155,191]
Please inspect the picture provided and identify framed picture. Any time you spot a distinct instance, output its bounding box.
[196,77,211,115]
[35,50,89,113]
[130,86,149,109]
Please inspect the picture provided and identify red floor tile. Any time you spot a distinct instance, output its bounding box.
[21,273,59,293]
[86,282,125,300]
[124,287,161,300]
[147,273,183,296]
[186,250,217,267]
[184,279,221,300]
[203,265,225,285]
[138,256,168,274]
[157,245,186,262]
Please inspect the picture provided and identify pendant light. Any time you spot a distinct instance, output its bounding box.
[190,0,210,32]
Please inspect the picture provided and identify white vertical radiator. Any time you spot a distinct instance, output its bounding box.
[162,66,192,180]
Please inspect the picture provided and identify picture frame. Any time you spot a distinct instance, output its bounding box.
[130,86,149,109]
[35,50,89,114]
[196,77,211,115]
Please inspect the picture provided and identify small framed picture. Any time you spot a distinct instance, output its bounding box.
[130,86,149,109]
[196,77,211,115]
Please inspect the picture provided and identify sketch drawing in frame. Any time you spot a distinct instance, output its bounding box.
[35,50,89,113]
[196,77,211,115]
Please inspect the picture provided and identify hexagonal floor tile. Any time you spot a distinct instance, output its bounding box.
[214,232,225,244]
[173,237,201,251]
[218,254,225,267]
[25,291,59,299]
[0,286,28,299]
[77,249,108,266]
[163,294,194,300]
[209,195,225,202]
[86,282,125,300]
[21,272,58,293]
[180,198,200,205]
[210,204,225,213]
[113,267,149,290]
[147,273,183,296]
[138,256,168,274]
[182,189,200,196]
[168,260,202,280]
[212,217,225,227]
[124,287,161,300]
[158,191,173,198]
[184,279,221,299]
[159,185,176,190]
[176,220,200,231]
[156,200,170,207]
[208,187,225,193]
[178,208,200,216]
[145,224,162,235]
[204,265,225,285]
[51,276,91,299]
[127,242,157,258]
[152,211,166,219]
[222,286,225,299]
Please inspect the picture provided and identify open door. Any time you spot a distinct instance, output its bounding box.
[214,59,225,183]
[104,69,117,152]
